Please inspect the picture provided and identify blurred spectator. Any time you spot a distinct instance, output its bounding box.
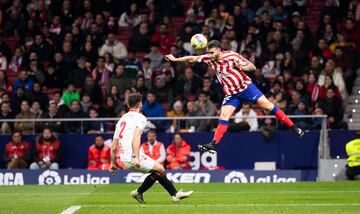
[293,101,311,130]
[195,91,216,117]
[231,102,259,131]
[186,100,207,132]
[118,2,140,27]
[252,69,270,94]
[0,102,14,134]
[176,67,201,97]
[30,34,53,62]
[167,100,185,131]
[144,44,164,70]
[29,82,48,111]
[309,39,333,62]
[318,87,348,129]
[100,96,117,118]
[142,91,167,131]
[82,75,103,105]
[123,50,143,79]
[99,33,127,61]
[3,130,31,169]
[64,100,86,133]
[30,128,61,169]
[92,56,110,93]
[85,108,107,134]
[104,52,115,73]
[14,100,35,135]
[151,23,175,54]
[109,65,130,97]
[12,70,34,93]
[0,70,11,93]
[80,41,99,65]
[318,59,348,100]
[130,22,152,52]
[312,107,325,129]
[80,93,93,113]
[152,76,174,104]
[28,59,45,84]
[31,100,43,119]
[0,34,11,60]
[318,75,341,100]
[135,76,148,96]
[166,133,191,170]
[330,32,356,53]
[304,56,323,77]
[140,130,166,165]
[43,65,63,88]
[87,135,110,170]
[3,7,26,36]
[40,102,62,133]
[8,47,24,73]
[61,84,80,106]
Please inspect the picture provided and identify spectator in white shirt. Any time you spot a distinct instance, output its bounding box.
[233,102,259,131]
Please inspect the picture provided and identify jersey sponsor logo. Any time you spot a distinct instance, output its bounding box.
[224,171,297,183]
[0,172,24,185]
[38,170,110,185]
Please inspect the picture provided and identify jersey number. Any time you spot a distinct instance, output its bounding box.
[118,121,126,139]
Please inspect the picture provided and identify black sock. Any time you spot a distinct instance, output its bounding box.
[137,172,160,194]
[157,174,177,196]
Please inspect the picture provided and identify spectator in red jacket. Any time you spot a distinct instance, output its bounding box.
[30,127,61,169]
[151,23,175,54]
[140,130,166,165]
[87,134,111,170]
[3,130,31,169]
[166,133,191,170]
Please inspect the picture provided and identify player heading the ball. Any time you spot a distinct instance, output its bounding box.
[165,40,305,154]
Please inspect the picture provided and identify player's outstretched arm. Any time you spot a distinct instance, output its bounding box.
[165,54,200,63]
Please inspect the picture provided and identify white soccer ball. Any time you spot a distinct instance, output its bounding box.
[190,34,208,51]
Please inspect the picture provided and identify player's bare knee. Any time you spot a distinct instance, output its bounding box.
[153,162,165,174]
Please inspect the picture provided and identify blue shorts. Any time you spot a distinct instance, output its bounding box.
[222,83,263,108]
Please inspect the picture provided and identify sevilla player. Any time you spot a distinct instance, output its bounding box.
[109,93,193,203]
[165,40,304,153]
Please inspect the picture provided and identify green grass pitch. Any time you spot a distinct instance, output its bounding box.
[0,182,360,214]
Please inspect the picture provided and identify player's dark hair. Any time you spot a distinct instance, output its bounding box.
[128,93,142,108]
[207,40,222,50]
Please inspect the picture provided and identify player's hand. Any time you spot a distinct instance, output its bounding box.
[133,158,140,169]
[109,164,117,175]
[165,54,176,62]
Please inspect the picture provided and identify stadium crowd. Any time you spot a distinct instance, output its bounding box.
[0,0,359,135]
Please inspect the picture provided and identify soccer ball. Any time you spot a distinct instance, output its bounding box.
[190,34,208,50]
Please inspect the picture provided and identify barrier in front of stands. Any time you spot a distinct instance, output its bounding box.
[0,130,352,172]
[0,169,303,186]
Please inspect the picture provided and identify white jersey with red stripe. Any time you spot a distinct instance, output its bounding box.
[113,111,147,162]
[196,50,252,95]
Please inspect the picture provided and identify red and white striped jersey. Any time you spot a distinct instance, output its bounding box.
[197,50,252,95]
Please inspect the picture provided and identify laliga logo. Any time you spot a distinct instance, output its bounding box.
[224,171,248,183]
[38,170,61,185]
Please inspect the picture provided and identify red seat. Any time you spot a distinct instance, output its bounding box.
[135,52,147,60]
[3,36,20,54]
[162,103,171,113]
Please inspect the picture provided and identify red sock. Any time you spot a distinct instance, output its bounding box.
[213,120,228,144]
[273,107,294,127]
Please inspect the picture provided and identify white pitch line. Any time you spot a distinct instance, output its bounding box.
[1,190,360,196]
[80,203,360,207]
[60,206,81,214]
